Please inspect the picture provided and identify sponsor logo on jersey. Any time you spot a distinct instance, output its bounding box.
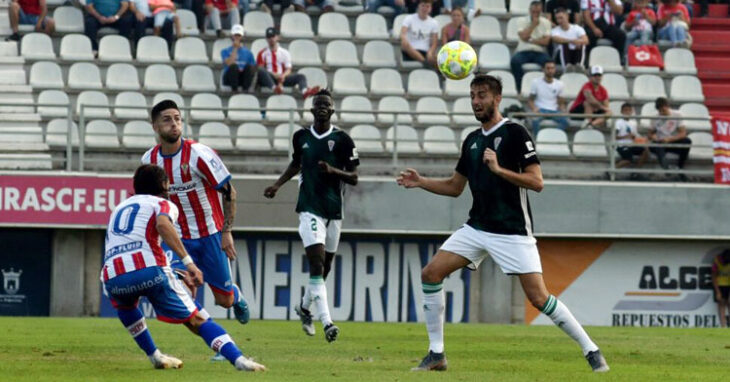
[350,148,359,161]
[169,181,197,193]
[209,157,222,170]
[302,143,309,149]
[524,151,536,159]
[328,140,335,151]
[105,241,143,260]
[494,137,502,150]
[470,142,478,150]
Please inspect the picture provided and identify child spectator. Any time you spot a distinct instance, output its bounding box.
[614,103,649,174]
[624,0,656,51]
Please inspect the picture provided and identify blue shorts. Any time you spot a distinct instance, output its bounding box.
[104,266,198,323]
[164,232,234,297]
[19,9,46,28]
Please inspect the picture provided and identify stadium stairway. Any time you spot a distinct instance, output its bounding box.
[691,4,730,120]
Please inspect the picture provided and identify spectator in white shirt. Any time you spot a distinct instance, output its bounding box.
[614,103,649,171]
[528,60,569,134]
[551,8,588,72]
[400,0,439,67]
[256,27,321,98]
[510,1,552,90]
[649,97,691,172]
[582,0,626,63]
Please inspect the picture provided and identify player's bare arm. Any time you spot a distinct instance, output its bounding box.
[219,183,238,260]
[397,168,467,197]
[264,162,301,198]
[318,161,358,185]
[157,214,203,287]
[483,149,544,192]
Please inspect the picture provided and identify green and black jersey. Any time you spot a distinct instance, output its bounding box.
[456,118,540,236]
[291,125,360,220]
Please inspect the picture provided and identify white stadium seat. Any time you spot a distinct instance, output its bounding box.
[68,62,103,90]
[54,6,84,33]
[385,125,420,153]
[332,68,368,95]
[423,125,457,154]
[679,103,711,131]
[153,93,185,109]
[560,73,589,99]
[510,0,531,14]
[99,35,133,62]
[452,97,475,126]
[177,9,199,36]
[250,39,268,58]
[174,37,209,64]
[670,76,705,103]
[198,122,233,150]
[76,91,111,118]
[46,118,79,146]
[471,16,503,43]
[362,41,397,68]
[38,90,70,118]
[602,73,630,101]
[228,94,262,122]
[355,13,389,40]
[274,123,303,151]
[633,74,666,102]
[505,18,521,43]
[688,132,713,160]
[407,69,442,97]
[445,74,474,97]
[340,96,375,124]
[588,46,622,73]
[236,123,271,151]
[349,124,383,153]
[416,97,450,125]
[144,65,178,91]
[370,69,405,96]
[639,101,658,129]
[212,39,229,64]
[318,13,352,39]
[85,120,119,148]
[298,67,328,90]
[122,121,156,148]
[60,34,94,61]
[281,12,314,39]
[475,0,507,15]
[190,93,225,121]
[289,39,322,66]
[21,33,55,60]
[664,48,697,75]
[572,129,607,158]
[266,95,300,122]
[137,36,170,63]
[30,62,64,89]
[243,11,274,38]
[377,96,412,125]
[106,64,140,91]
[182,65,216,92]
[536,128,571,157]
[325,40,360,67]
[434,15,451,38]
[114,92,148,120]
[479,43,510,71]
[520,71,543,98]
[391,14,407,39]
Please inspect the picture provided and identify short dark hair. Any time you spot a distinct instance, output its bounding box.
[654,97,669,110]
[419,0,433,4]
[314,88,333,99]
[530,0,542,8]
[470,73,502,96]
[133,164,168,196]
[554,7,568,14]
[621,102,632,111]
[151,100,179,122]
[543,59,555,67]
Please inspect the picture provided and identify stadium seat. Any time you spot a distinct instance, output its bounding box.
[182,65,216,92]
[38,90,70,118]
[377,96,412,125]
[362,41,397,68]
[289,39,323,66]
[136,36,170,63]
[298,67,328,90]
[340,96,375,124]
[679,103,711,131]
[46,119,79,146]
[250,38,267,58]
[144,65,178,92]
[211,39,229,64]
[628,58,660,74]
[510,0,531,14]
[608,100,624,118]
[633,74,666,102]
[59,34,94,61]
[318,13,352,39]
[475,0,507,15]
[302,96,339,124]
[174,37,209,64]
[85,120,119,148]
[76,91,111,118]
[487,70,518,98]
[385,125,420,153]
[106,64,140,91]
[505,18,521,43]
[471,16,503,43]
[190,93,225,121]
[236,122,271,151]
[500,97,522,113]
[54,6,84,33]
[68,62,103,90]
[30,62,64,89]
[520,71,543,98]
[355,13,389,40]
[114,92,148,120]
[560,73,588,99]
[639,101,657,128]
[478,43,510,71]
[349,124,383,153]
[416,97,451,125]
[407,69,442,97]
[98,35,133,63]
[664,48,697,75]
[445,74,474,97]
[198,122,233,150]
[452,97,474,126]
[461,126,479,143]
[243,11,274,37]
[281,12,314,39]
[602,73,630,101]
[274,122,303,150]
[536,128,571,157]
[434,15,451,38]
[670,76,705,103]
[391,14,407,39]
[177,9,199,36]
[423,125,457,154]
[325,40,360,67]
[122,121,155,148]
[588,46,622,73]
[688,132,713,160]
[370,69,405,96]
[228,94,262,122]
[21,33,55,60]
[332,68,368,95]
[266,95,300,122]
[153,92,185,109]
[572,129,607,158]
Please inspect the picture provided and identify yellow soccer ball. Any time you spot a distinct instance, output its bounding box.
[437,40,478,80]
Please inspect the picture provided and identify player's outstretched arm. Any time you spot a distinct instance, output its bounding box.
[396,168,467,197]
[157,215,203,287]
[264,162,301,199]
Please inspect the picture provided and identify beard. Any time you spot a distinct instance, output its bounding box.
[475,101,496,123]
[159,130,180,143]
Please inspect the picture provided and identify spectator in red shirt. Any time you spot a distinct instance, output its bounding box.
[205,0,239,37]
[569,65,611,129]
[657,0,690,47]
[624,0,656,52]
[6,0,54,41]
[256,27,320,98]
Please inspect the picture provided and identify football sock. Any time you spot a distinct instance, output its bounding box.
[194,301,211,320]
[308,276,333,326]
[232,284,242,303]
[422,282,445,354]
[198,319,243,365]
[301,282,313,312]
[117,308,157,356]
[541,295,599,355]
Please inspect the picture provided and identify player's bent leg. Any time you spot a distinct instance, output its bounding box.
[323,251,335,280]
[186,312,266,371]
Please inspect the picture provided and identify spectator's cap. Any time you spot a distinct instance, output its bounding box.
[590,65,604,76]
[266,27,279,38]
[231,24,244,37]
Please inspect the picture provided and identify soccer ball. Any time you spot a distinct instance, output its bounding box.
[437,41,478,80]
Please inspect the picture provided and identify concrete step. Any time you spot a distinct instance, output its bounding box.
[0,69,26,85]
[0,92,34,113]
[0,153,53,170]
[0,41,17,57]
[0,84,32,93]
[0,126,44,143]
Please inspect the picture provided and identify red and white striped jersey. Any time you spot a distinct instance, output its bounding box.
[102,194,178,281]
[256,46,292,75]
[141,139,231,240]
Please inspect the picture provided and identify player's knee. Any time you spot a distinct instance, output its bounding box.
[421,264,444,284]
[527,292,549,309]
[185,313,207,334]
[309,259,324,276]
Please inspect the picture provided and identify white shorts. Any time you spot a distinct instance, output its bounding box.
[440,224,542,274]
[298,212,342,253]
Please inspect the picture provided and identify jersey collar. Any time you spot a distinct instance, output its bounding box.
[309,124,335,139]
[481,118,509,137]
[160,138,185,158]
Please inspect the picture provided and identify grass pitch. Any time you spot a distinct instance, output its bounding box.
[0,317,728,381]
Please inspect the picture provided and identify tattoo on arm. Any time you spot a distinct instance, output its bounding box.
[220,184,236,232]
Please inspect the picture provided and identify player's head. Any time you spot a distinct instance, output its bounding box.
[450,7,465,24]
[654,97,670,115]
[543,59,556,78]
[529,0,541,17]
[621,102,633,117]
[310,89,335,123]
[470,73,502,123]
[554,7,569,25]
[133,164,169,198]
[417,0,432,18]
[151,100,182,144]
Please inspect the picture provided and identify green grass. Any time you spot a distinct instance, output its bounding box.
[0,317,728,381]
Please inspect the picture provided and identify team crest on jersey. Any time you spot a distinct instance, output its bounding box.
[525,141,534,152]
[494,137,502,150]
[180,163,190,177]
[328,140,335,151]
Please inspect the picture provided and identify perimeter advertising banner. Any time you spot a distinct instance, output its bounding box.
[529,240,728,328]
[0,230,52,316]
[713,117,730,184]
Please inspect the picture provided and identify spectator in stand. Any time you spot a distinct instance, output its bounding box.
[221,24,262,92]
[259,0,294,15]
[582,0,626,64]
[569,65,610,129]
[443,0,481,19]
[510,1,552,90]
[657,0,690,47]
[648,97,691,174]
[614,103,649,173]
[680,0,694,17]
[293,0,334,13]
[401,0,439,67]
[551,8,588,72]
[256,27,321,98]
[131,0,175,45]
[6,0,54,41]
[528,60,569,134]
[712,249,730,328]
[624,0,656,52]
[546,0,582,25]
[367,0,406,15]
[441,7,471,45]
[84,0,136,52]
[205,0,239,37]
[406,0,443,16]
[150,0,182,37]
